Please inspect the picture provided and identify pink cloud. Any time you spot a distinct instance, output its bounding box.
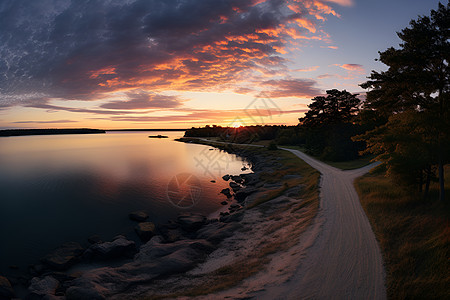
[293,66,320,72]
[322,0,354,7]
[338,64,365,72]
[260,78,321,98]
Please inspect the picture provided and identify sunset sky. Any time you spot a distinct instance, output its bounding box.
[0,0,442,129]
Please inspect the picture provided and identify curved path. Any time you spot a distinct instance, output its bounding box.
[261,148,386,299]
[195,139,386,298]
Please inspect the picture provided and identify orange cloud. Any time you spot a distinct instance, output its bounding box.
[338,64,365,72]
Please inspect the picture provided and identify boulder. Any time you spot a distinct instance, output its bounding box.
[128,211,149,222]
[136,236,214,262]
[240,173,259,185]
[28,276,59,297]
[196,222,240,244]
[220,201,228,205]
[41,242,84,270]
[222,174,230,181]
[65,238,215,299]
[234,186,259,202]
[162,229,184,243]
[220,188,232,198]
[0,276,14,299]
[229,182,241,192]
[135,222,156,242]
[176,214,206,232]
[220,211,244,223]
[229,204,242,213]
[85,237,136,259]
[230,175,243,183]
[87,235,102,244]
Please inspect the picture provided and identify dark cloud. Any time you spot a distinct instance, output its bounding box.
[24,98,145,115]
[100,91,183,109]
[260,78,321,98]
[0,0,335,106]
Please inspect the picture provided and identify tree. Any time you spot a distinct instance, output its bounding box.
[299,89,361,127]
[359,2,449,201]
[298,89,363,161]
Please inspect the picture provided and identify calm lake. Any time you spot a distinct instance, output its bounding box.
[0,131,250,275]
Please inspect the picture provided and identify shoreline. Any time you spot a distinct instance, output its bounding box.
[1,138,320,299]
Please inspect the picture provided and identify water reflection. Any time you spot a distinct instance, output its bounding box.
[0,131,250,275]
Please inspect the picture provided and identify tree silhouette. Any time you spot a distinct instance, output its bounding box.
[359,2,449,201]
[298,89,363,161]
[299,89,361,127]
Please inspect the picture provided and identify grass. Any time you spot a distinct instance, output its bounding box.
[355,166,450,299]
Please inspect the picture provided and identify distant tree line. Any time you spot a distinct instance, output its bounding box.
[0,128,106,137]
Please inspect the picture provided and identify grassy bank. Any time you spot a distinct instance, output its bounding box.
[355,166,450,299]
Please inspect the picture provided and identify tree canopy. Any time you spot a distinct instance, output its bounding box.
[299,89,361,127]
[358,2,449,201]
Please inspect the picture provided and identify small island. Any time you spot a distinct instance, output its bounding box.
[0,128,106,137]
[148,135,168,138]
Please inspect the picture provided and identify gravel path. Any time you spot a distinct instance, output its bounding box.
[258,148,386,299]
[191,139,386,299]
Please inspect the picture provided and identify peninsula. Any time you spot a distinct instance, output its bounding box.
[0,128,106,137]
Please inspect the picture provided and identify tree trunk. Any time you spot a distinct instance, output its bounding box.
[438,154,445,202]
[419,169,423,193]
[438,87,445,202]
[424,166,431,201]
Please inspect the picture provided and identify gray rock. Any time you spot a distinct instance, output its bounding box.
[41,242,84,270]
[229,182,241,192]
[128,211,149,222]
[176,213,206,232]
[234,186,259,202]
[28,276,59,296]
[134,222,156,242]
[86,237,136,259]
[87,235,102,244]
[162,229,184,243]
[0,276,14,299]
[220,188,232,198]
[196,222,240,244]
[231,175,243,183]
[66,285,105,300]
[65,237,216,299]
[136,236,214,262]
[240,173,259,185]
[220,211,244,223]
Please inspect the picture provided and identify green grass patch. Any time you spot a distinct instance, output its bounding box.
[355,167,450,299]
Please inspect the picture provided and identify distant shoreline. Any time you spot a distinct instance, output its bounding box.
[0,128,106,137]
[0,128,188,137]
[107,128,188,132]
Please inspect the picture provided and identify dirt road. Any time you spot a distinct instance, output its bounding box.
[259,148,386,299]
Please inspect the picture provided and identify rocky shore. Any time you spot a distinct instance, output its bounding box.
[0,140,320,299]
